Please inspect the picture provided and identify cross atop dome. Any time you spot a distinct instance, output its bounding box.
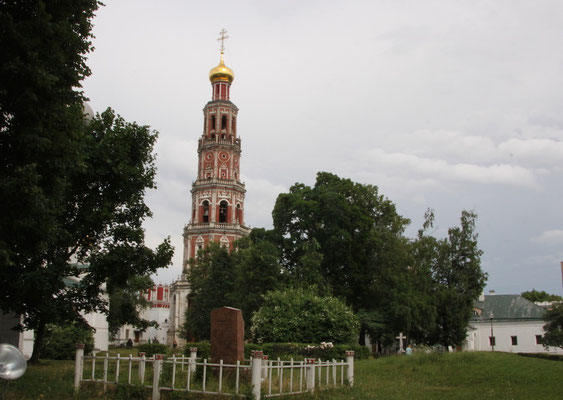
[217,28,229,54]
[209,29,234,84]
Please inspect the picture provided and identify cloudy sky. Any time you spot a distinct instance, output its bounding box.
[82,0,563,295]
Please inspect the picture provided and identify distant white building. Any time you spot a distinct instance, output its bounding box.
[463,292,562,354]
[114,284,170,345]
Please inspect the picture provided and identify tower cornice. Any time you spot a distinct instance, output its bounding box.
[190,178,246,193]
[203,99,239,111]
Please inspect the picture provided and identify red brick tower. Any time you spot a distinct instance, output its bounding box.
[182,33,250,270]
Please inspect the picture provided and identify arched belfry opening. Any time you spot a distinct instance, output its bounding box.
[221,115,227,132]
[219,200,228,223]
[202,200,210,223]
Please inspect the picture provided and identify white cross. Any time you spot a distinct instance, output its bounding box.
[396,332,406,351]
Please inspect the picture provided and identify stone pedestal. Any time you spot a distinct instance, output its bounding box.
[210,307,244,364]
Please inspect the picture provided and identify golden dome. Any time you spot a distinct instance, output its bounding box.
[209,53,234,83]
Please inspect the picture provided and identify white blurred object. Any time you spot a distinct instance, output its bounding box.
[0,343,27,380]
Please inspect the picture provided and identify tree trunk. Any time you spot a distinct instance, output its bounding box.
[358,326,366,346]
[30,320,46,363]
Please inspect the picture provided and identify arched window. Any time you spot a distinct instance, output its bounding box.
[232,117,236,134]
[211,115,216,131]
[202,200,209,223]
[219,200,228,223]
[221,115,227,131]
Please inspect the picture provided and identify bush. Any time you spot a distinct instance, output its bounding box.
[245,342,369,361]
[41,322,94,360]
[251,287,360,344]
[136,343,168,357]
[182,341,210,359]
[185,341,369,361]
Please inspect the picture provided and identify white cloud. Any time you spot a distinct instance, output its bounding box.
[499,138,563,164]
[361,148,537,187]
[531,230,563,245]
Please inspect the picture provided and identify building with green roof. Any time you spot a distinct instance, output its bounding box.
[463,292,562,354]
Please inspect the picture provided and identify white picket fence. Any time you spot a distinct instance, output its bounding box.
[73,345,354,400]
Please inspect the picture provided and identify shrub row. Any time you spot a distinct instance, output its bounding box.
[136,343,168,357]
[183,341,369,360]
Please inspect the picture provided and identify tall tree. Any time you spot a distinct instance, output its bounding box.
[272,172,411,343]
[232,229,283,325]
[0,2,173,361]
[425,211,487,348]
[184,243,237,340]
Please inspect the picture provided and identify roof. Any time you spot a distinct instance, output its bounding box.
[472,294,545,321]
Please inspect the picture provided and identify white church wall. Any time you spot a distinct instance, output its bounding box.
[464,320,563,354]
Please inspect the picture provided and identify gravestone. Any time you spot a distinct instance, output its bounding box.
[210,307,244,364]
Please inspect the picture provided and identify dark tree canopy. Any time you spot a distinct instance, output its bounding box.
[0,1,173,361]
[272,172,410,309]
[184,243,236,340]
[271,172,412,343]
[415,210,487,347]
[543,302,563,349]
[184,173,486,349]
[522,290,563,303]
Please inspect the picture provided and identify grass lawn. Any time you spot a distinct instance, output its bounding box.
[2,351,562,399]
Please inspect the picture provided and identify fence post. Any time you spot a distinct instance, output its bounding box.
[251,350,263,400]
[261,354,268,379]
[189,347,197,375]
[152,354,163,400]
[345,351,355,387]
[74,344,84,392]
[138,352,146,383]
[306,358,316,392]
[103,353,109,393]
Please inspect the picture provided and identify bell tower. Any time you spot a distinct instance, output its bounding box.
[168,30,250,346]
[183,29,250,269]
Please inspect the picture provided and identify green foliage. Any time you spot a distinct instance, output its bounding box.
[108,275,156,338]
[231,230,284,325]
[40,322,94,360]
[543,302,563,349]
[184,231,282,341]
[183,173,485,350]
[272,172,410,308]
[136,343,168,357]
[245,342,369,361]
[183,341,211,359]
[271,172,414,344]
[413,210,487,347]
[251,287,360,344]
[0,2,174,362]
[184,243,236,340]
[522,289,563,303]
